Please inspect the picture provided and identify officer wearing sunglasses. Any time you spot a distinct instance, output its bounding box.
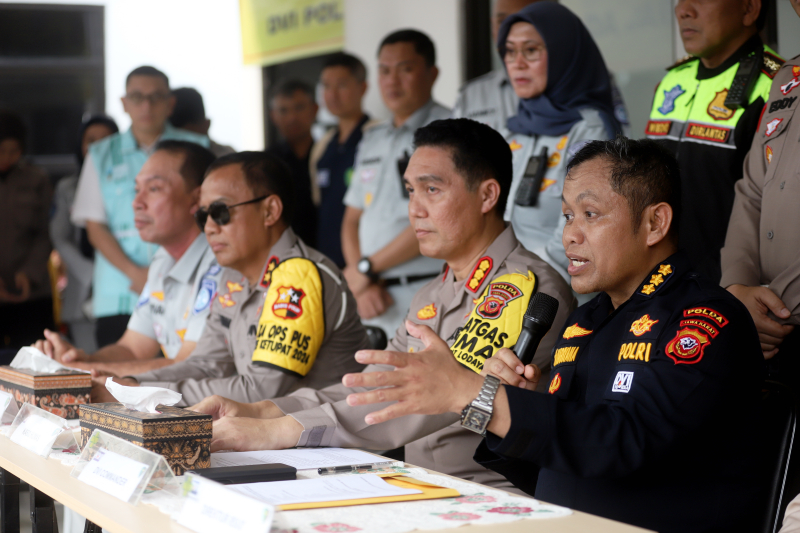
[113,151,370,406]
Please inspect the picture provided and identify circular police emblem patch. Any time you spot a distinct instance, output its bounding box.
[193,278,217,315]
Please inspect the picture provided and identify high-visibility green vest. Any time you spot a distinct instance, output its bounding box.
[644,37,783,282]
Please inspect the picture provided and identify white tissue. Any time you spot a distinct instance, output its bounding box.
[105,378,182,414]
[10,347,90,374]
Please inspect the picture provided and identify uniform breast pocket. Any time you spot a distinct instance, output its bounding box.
[406,337,425,354]
[547,364,576,399]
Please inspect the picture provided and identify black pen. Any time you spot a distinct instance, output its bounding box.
[317,461,398,475]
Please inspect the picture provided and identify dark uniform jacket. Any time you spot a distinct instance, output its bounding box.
[646,35,782,282]
[475,252,765,532]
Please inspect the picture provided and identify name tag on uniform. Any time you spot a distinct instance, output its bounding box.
[178,474,274,533]
[76,449,149,502]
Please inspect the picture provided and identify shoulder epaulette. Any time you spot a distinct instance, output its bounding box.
[761,51,785,79]
[667,55,697,71]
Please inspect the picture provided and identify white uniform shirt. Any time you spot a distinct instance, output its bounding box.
[128,234,222,358]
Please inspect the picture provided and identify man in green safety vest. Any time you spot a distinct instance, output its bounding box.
[645,0,782,283]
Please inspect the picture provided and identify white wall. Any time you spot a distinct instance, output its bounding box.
[15,0,263,151]
[341,0,463,121]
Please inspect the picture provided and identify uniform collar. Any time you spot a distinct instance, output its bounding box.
[166,233,210,284]
[632,251,691,301]
[393,99,438,132]
[440,224,520,302]
[119,123,181,154]
[696,34,762,81]
[253,227,299,293]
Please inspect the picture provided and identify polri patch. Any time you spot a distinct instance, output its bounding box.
[666,327,710,365]
[630,314,658,336]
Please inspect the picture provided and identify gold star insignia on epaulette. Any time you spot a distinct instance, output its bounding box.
[658,264,672,276]
[641,284,656,295]
[650,274,664,286]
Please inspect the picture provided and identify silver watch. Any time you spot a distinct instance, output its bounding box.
[460,374,501,436]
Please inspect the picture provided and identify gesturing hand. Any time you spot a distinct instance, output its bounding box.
[343,321,483,425]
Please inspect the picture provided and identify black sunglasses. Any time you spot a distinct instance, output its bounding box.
[195,196,268,231]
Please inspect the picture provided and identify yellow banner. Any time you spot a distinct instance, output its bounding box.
[239,0,345,66]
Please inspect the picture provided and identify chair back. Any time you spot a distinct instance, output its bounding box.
[759,380,797,533]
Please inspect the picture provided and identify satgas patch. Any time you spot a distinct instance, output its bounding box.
[707,89,734,120]
[450,271,537,373]
[417,303,437,320]
[475,281,523,319]
[466,257,493,293]
[666,327,710,365]
[562,323,592,339]
[630,314,658,336]
[260,256,280,289]
[618,342,652,362]
[252,258,324,377]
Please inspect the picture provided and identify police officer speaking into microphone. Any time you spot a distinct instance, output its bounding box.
[344,138,764,533]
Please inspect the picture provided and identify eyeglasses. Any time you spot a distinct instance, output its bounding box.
[195,196,268,231]
[503,45,546,63]
[124,92,171,106]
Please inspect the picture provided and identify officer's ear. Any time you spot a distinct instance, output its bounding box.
[478,178,501,216]
[642,202,673,248]
[262,194,284,228]
[742,0,761,27]
[187,185,201,215]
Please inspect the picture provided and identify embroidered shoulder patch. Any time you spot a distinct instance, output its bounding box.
[417,303,437,320]
[549,373,562,394]
[466,257,493,293]
[451,271,537,373]
[640,264,674,296]
[682,307,729,327]
[563,323,592,339]
[630,315,658,336]
[665,327,710,365]
[252,258,325,377]
[259,256,280,289]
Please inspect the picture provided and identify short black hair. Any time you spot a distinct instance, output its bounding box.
[0,111,27,153]
[413,118,512,216]
[154,140,216,191]
[379,29,436,67]
[170,88,205,128]
[126,66,169,89]
[566,137,682,241]
[269,79,315,106]
[205,151,295,225]
[322,52,367,83]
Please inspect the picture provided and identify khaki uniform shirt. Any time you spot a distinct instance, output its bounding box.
[127,234,221,359]
[0,161,53,303]
[271,226,576,491]
[135,228,369,405]
[720,55,800,326]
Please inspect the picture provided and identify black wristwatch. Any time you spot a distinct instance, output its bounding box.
[460,375,501,436]
[357,257,378,281]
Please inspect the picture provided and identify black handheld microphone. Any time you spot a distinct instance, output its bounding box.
[513,292,560,366]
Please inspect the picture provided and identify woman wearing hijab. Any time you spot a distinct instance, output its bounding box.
[499,2,621,281]
[51,115,118,352]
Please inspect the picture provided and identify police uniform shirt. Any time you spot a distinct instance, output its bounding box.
[504,108,611,280]
[343,99,450,280]
[474,253,764,532]
[270,226,576,491]
[133,227,369,405]
[127,234,221,359]
[645,35,782,282]
[451,69,518,131]
[721,54,800,327]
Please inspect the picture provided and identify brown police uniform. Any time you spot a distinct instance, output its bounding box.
[134,228,369,405]
[721,55,800,327]
[270,226,576,492]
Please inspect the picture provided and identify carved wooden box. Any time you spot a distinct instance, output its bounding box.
[79,402,212,475]
[0,366,91,419]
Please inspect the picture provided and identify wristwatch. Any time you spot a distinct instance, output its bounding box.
[460,374,501,436]
[357,257,378,281]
